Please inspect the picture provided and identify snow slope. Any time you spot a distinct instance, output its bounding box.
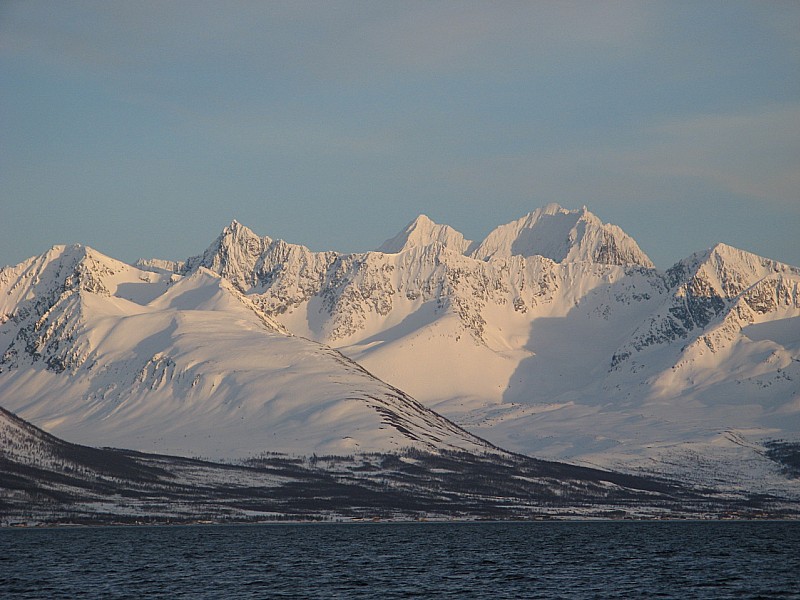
[12,403,781,525]
[0,245,495,459]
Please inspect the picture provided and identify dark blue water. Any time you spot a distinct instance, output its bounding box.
[1,521,798,599]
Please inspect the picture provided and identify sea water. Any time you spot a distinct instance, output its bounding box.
[2,521,799,598]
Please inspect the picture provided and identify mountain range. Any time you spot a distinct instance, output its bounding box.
[1,204,798,507]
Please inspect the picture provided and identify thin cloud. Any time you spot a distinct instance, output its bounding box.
[635,105,800,209]
[1,1,655,80]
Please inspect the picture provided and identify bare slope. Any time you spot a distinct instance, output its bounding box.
[5,405,795,524]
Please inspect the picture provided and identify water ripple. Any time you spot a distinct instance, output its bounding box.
[1,522,799,599]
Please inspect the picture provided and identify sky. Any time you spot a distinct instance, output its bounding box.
[1,1,798,270]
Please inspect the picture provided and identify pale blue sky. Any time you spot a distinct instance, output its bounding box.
[2,1,798,269]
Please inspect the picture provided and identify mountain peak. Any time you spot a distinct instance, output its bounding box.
[221,219,258,238]
[411,213,434,226]
[709,242,745,259]
[471,205,654,268]
[540,202,570,216]
[378,215,471,254]
[667,240,799,290]
[678,242,777,271]
[189,221,271,290]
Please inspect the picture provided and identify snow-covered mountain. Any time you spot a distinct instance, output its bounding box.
[0,244,495,459]
[129,204,800,492]
[2,205,798,494]
[470,203,654,267]
[378,214,472,255]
